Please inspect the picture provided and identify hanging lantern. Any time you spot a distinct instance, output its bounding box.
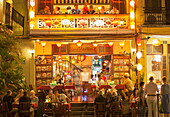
[136,51,142,59]
[98,55,102,58]
[152,39,161,46]
[93,41,98,47]
[45,19,52,27]
[30,1,35,7]
[137,37,141,46]
[77,55,86,62]
[108,42,113,46]
[77,40,82,47]
[62,19,71,25]
[56,42,62,47]
[79,19,86,26]
[94,20,104,26]
[137,63,142,71]
[130,0,135,7]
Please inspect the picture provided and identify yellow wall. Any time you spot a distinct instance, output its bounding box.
[35,40,131,55]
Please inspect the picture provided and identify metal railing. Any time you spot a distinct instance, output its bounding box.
[144,7,170,25]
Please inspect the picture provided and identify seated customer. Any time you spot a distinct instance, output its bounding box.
[53,7,62,14]
[2,90,14,111]
[39,5,51,15]
[88,5,95,14]
[15,89,24,103]
[30,90,39,108]
[19,91,34,117]
[110,7,119,14]
[72,4,81,14]
[94,91,107,105]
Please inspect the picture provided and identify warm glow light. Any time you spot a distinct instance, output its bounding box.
[108,42,113,46]
[98,55,102,58]
[130,12,135,19]
[30,1,35,7]
[98,7,101,10]
[58,55,62,59]
[41,41,46,46]
[30,11,35,18]
[152,39,161,46]
[56,42,62,47]
[28,49,35,54]
[136,51,142,59]
[62,19,71,25]
[94,20,104,26]
[130,0,135,7]
[77,40,82,47]
[154,55,161,62]
[119,41,125,47]
[93,41,98,47]
[130,24,135,29]
[137,63,143,71]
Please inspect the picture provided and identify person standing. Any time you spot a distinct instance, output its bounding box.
[2,90,14,111]
[160,77,170,117]
[138,82,146,117]
[145,76,159,117]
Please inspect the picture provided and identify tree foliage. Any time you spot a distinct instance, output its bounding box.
[0,24,26,96]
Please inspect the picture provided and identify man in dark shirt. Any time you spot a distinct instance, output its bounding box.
[19,91,34,117]
[94,91,107,105]
[2,90,14,111]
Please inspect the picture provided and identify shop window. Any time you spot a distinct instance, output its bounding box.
[146,44,163,54]
[145,0,161,13]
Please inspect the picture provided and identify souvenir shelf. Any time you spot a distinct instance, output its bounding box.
[113,55,130,79]
[35,55,53,86]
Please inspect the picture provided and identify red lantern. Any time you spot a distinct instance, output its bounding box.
[45,19,52,27]
[137,37,141,46]
[77,55,86,62]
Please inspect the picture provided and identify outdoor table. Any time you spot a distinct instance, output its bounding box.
[99,85,112,90]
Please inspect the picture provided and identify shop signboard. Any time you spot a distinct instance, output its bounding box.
[52,43,113,55]
[69,43,97,54]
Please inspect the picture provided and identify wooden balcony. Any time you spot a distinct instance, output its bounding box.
[30,14,134,35]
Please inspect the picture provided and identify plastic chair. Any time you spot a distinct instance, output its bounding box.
[19,102,31,117]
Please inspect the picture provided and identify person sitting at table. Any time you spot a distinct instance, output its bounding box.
[58,90,71,110]
[39,5,51,15]
[88,5,95,14]
[2,90,14,111]
[72,4,81,14]
[65,6,72,14]
[82,2,88,14]
[15,89,24,103]
[30,90,39,108]
[121,74,134,100]
[96,74,105,87]
[19,91,34,117]
[110,7,119,14]
[46,89,55,103]
[53,6,62,14]
[37,90,46,103]
[100,6,107,14]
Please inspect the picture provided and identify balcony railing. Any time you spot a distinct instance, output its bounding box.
[30,14,133,35]
[144,7,170,25]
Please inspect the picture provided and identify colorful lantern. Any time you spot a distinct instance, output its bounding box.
[77,55,86,62]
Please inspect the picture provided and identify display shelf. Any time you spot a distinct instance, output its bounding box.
[113,55,130,79]
[35,55,53,86]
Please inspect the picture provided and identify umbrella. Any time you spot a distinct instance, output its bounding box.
[37,85,51,90]
[53,85,64,90]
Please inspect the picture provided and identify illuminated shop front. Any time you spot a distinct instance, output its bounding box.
[29,0,136,87]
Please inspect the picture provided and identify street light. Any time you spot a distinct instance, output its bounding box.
[137,63,142,88]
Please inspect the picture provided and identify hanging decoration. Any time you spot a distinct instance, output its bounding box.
[77,55,86,62]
